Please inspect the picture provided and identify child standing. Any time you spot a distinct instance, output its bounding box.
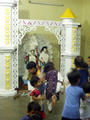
[26,61,45,95]
[80,82,90,120]
[62,69,85,120]
[74,56,88,87]
[30,76,45,108]
[44,62,58,112]
[21,101,42,120]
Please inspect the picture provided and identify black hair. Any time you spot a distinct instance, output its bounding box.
[81,62,88,71]
[67,68,80,85]
[40,46,47,53]
[31,113,42,120]
[88,56,90,59]
[26,61,36,70]
[74,56,84,68]
[44,62,54,73]
[74,56,88,70]
[27,101,41,113]
[30,76,40,87]
[82,82,90,93]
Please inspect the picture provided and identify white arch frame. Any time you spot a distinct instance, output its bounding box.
[18,19,81,84]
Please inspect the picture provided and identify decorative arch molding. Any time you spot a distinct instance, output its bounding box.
[18,19,62,45]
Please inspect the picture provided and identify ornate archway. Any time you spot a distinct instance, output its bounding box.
[0,0,81,96]
[18,19,81,84]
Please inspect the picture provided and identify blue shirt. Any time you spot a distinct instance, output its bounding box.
[21,115,32,120]
[62,85,85,119]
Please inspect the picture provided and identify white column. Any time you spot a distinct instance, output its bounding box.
[0,0,19,96]
[61,19,81,84]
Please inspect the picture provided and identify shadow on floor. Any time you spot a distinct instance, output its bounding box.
[0,94,65,120]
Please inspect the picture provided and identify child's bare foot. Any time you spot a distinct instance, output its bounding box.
[52,95,56,105]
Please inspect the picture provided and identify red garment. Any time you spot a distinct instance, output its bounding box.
[30,88,40,97]
[40,111,46,119]
[25,56,29,61]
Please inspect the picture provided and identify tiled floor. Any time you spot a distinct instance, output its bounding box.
[0,94,65,120]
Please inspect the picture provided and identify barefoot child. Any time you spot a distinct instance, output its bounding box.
[44,62,58,112]
[30,76,45,109]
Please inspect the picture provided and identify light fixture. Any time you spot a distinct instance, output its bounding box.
[29,0,64,6]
